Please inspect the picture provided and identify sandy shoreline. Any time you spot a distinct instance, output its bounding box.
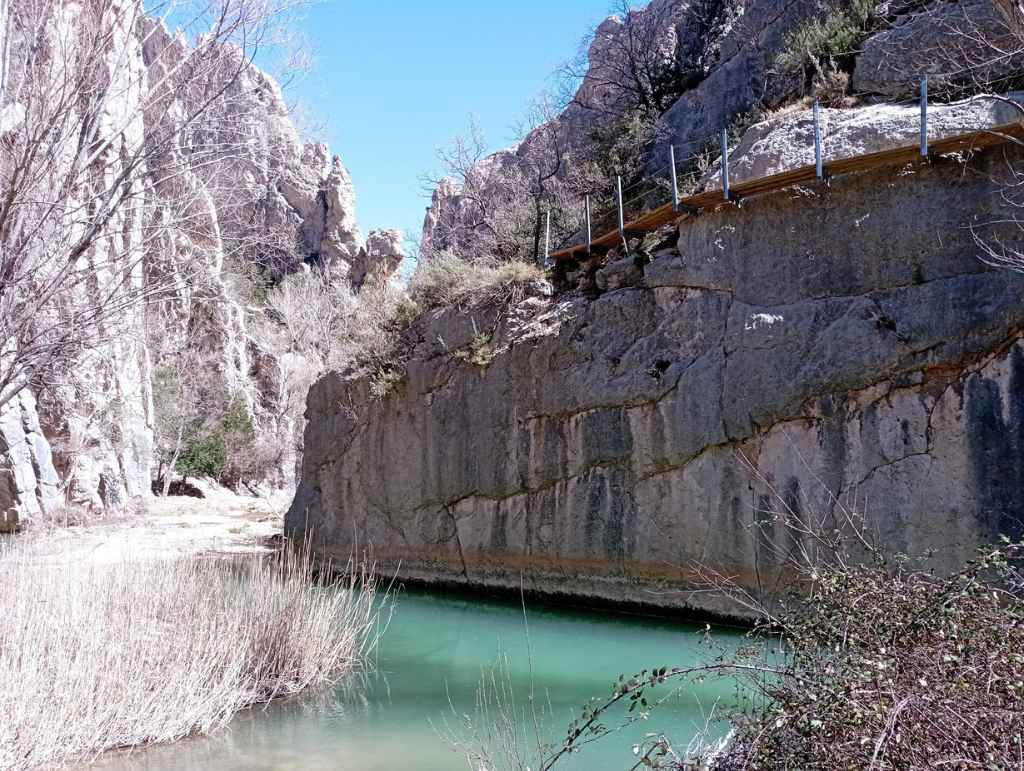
[2,485,286,563]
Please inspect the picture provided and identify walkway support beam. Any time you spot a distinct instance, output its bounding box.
[670,145,680,211]
[544,209,550,264]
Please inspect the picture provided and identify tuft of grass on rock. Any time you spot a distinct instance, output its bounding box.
[452,331,496,370]
[0,537,380,771]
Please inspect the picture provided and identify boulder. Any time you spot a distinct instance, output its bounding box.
[704,95,1024,187]
[854,0,1024,98]
[351,229,405,288]
[595,255,645,291]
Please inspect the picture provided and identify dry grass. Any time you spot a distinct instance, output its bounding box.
[0,537,381,770]
[409,251,544,310]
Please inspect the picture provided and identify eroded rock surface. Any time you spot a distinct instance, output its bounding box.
[0,4,381,520]
[854,0,1024,98]
[0,391,59,526]
[707,96,1023,187]
[292,141,1024,618]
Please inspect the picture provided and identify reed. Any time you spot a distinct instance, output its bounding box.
[0,536,380,770]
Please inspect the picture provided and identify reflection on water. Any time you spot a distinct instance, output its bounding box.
[92,589,745,770]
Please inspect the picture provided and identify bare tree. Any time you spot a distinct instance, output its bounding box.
[560,0,736,121]
[152,350,207,495]
[422,98,600,266]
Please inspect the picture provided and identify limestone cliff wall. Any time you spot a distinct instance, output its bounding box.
[0,0,381,522]
[291,138,1024,618]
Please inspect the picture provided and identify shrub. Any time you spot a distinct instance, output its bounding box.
[175,434,227,478]
[460,475,1024,771]
[452,330,496,370]
[171,397,256,485]
[0,538,380,770]
[409,251,544,310]
[483,540,1024,771]
[218,397,258,486]
[714,541,1024,769]
[776,0,875,94]
[368,366,405,400]
[266,271,420,377]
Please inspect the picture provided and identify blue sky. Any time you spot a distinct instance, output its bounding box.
[280,0,612,252]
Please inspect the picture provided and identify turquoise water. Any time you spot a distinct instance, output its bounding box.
[96,589,745,770]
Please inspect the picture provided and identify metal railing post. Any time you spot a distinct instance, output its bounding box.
[585,195,592,255]
[813,99,823,179]
[544,209,550,263]
[616,176,625,236]
[920,75,928,157]
[617,175,630,252]
[721,128,730,201]
[670,144,680,211]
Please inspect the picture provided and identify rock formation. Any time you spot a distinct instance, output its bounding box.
[704,97,1022,186]
[291,110,1024,618]
[853,0,1024,98]
[351,229,406,289]
[0,0,394,522]
[421,0,1024,253]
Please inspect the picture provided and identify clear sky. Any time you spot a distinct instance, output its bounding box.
[280,0,612,253]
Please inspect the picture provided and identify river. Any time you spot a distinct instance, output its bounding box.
[95,588,746,770]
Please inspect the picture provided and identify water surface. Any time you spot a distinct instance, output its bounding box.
[96,589,745,770]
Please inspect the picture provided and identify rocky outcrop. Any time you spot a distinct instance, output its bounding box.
[15,0,157,516]
[419,0,816,247]
[351,229,405,288]
[853,0,1024,98]
[141,21,363,279]
[0,391,59,525]
[292,134,1024,618]
[706,96,1023,187]
[648,0,814,169]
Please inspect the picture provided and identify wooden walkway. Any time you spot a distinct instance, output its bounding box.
[549,120,1024,262]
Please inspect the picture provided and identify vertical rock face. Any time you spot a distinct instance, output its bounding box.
[0,391,60,526]
[649,0,815,167]
[292,129,1024,619]
[22,0,156,515]
[0,1,379,520]
[140,20,364,281]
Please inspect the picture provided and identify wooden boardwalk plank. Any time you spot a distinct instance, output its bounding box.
[549,121,1024,263]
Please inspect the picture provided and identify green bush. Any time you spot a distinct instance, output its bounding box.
[776,0,875,93]
[172,398,256,484]
[452,331,495,370]
[368,366,405,401]
[175,435,227,479]
[218,398,255,446]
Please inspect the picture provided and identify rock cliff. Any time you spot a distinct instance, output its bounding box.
[291,115,1024,618]
[0,0,386,522]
